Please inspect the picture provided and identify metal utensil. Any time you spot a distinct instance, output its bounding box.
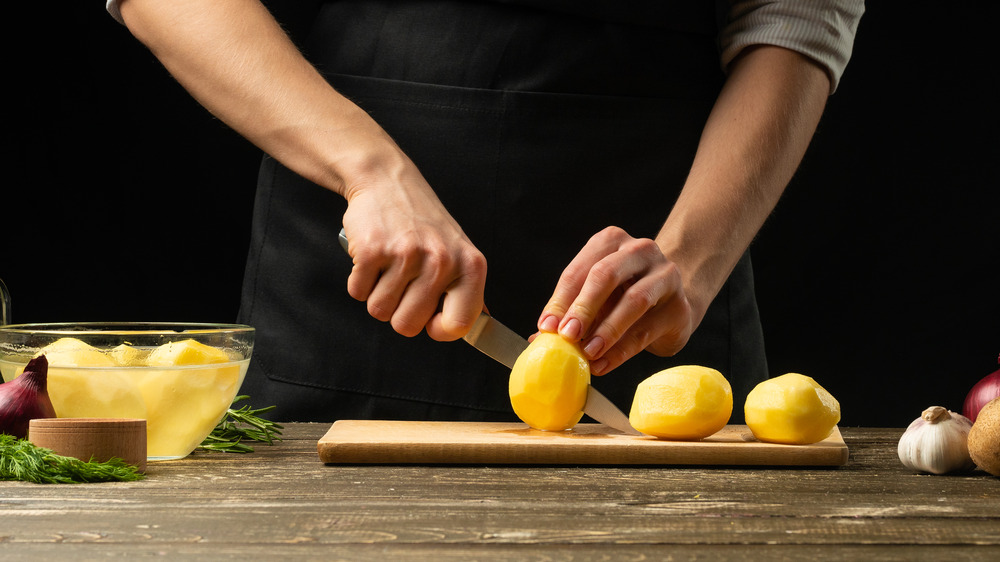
[337,228,641,435]
[461,312,640,435]
[463,311,529,368]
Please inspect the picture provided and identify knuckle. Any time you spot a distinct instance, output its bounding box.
[587,260,621,287]
[622,284,659,311]
[599,321,625,344]
[367,300,393,322]
[594,225,626,241]
[558,260,590,285]
[621,326,655,352]
[544,298,569,316]
[424,243,453,268]
[389,236,419,259]
[390,238,433,272]
[390,315,423,338]
[627,237,664,259]
[569,302,599,320]
[440,316,475,340]
[460,250,488,284]
[346,278,367,302]
[463,248,487,271]
[350,247,381,273]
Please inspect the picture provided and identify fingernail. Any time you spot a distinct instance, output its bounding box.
[583,336,604,359]
[559,317,582,340]
[591,358,608,376]
[538,314,559,333]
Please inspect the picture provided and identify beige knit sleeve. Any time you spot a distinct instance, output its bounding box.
[720,0,866,94]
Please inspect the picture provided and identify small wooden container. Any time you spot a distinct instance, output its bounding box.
[28,418,147,473]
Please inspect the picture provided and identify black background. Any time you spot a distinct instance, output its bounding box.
[5,3,998,427]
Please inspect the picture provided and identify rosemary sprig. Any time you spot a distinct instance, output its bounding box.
[197,395,283,454]
[0,434,145,484]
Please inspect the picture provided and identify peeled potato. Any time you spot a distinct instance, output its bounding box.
[146,338,231,366]
[46,368,148,420]
[37,337,115,367]
[137,338,241,457]
[509,332,590,431]
[744,373,841,445]
[134,363,241,457]
[29,337,146,419]
[109,343,147,366]
[629,365,733,440]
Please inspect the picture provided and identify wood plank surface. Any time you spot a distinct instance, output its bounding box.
[317,420,850,466]
[2,424,998,561]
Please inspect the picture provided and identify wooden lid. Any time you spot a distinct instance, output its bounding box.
[28,418,147,473]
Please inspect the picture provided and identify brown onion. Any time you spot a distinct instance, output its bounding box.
[963,354,1000,424]
[0,355,57,438]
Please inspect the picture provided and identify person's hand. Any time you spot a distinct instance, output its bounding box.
[340,156,487,342]
[117,0,488,345]
[536,226,694,376]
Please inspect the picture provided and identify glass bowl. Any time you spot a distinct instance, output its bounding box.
[0,322,254,461]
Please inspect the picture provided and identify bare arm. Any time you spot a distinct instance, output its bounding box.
[540,45,830,375]
[118,0,486,340]
[660,45,829,326]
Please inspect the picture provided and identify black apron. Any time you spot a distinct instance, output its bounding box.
[238,0,768,422]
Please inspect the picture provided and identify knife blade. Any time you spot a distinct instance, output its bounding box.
[460,312,641,435]
[462,311,528,369]
[584,385,642,435]
[337,228,641,435]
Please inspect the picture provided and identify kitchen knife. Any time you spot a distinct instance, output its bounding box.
[467,312,641,435]
[338,228,641,435]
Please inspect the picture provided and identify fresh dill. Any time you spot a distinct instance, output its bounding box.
[0,396,281,485]
[0,434,145,484]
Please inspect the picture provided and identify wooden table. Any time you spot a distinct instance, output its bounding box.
[2,424,998,560]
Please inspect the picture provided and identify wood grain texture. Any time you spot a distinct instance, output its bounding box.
[27,418,147,472]
[1,424,998,560]
[317,421,849,466]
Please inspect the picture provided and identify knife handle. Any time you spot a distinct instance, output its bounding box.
[338,228,349,253]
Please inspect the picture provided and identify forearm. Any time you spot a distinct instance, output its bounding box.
[118,0,400,199]
[657,45,830,326]
[119,0,486,339]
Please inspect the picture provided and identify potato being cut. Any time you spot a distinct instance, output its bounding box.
[509,332,590,431]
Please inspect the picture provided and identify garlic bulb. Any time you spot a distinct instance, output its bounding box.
[898,406,975,475]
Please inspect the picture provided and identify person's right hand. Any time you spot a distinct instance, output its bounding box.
[340,154,487,342]
[117,0,488,342]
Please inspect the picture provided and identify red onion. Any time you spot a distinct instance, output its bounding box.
[0,355,57,438]
[963,353,1000,424]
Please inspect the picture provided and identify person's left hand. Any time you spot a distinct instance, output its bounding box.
[536,226,695,376]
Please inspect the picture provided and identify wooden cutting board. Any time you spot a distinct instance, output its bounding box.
[317,421,849,467]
